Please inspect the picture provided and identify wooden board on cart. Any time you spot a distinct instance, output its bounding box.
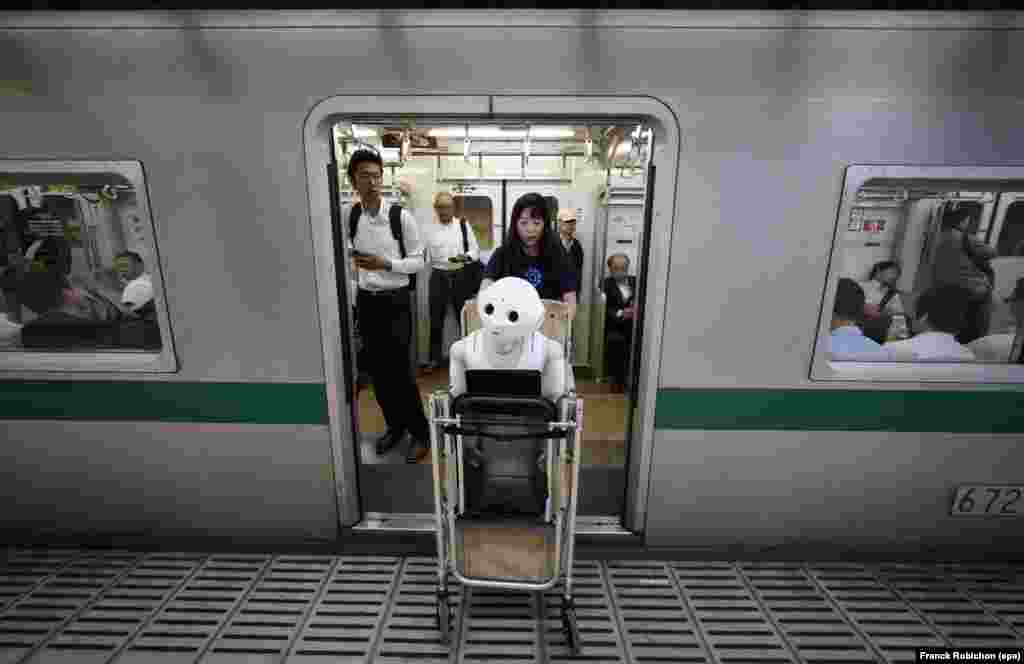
[455,521,557,583]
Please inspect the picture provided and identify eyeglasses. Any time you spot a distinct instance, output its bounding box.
[355,172,383,183]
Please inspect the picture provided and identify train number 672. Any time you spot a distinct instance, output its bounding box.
[951,486,1023,516]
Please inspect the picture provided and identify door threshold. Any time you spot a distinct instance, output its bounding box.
[352,512,634,536]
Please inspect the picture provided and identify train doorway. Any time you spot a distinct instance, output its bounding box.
[305,97,678,536]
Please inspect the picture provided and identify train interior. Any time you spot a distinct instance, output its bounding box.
[829,179,1024,362]
[332,121,654,518]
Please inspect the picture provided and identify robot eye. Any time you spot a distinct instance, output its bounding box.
[484,303,494,315]
[508,310,519,322]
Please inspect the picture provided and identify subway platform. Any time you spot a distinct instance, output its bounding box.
[2,541,1023,664]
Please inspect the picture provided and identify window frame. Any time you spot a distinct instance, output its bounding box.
[0,160,177,374]
[810,164,1024,385]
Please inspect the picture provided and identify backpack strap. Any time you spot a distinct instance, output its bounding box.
[879,288,897,311]
[348,202,362,243]
[459,218,469,254]
[389,204,406,258]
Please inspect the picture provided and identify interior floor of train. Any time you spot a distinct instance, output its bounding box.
[2,545,1022,664]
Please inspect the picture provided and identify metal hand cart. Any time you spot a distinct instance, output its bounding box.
[428,388,584,657]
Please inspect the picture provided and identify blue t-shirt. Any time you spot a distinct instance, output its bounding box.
[484,246,576,301]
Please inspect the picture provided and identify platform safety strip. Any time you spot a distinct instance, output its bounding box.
[1,549,1022,664]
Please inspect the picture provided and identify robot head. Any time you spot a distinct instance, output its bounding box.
[477,277,544,344]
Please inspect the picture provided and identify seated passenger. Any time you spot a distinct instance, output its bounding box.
[968,278,1024,363]
[828,278,891,361]
[115,250,154,318]
[858,260,910,344]
[603,253,636,391]
[883,285,975,362]
[478,193,577,319]
[449,276,565,401]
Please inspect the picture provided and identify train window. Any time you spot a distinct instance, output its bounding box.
[0,161,175,373]
[812,166,1024,383]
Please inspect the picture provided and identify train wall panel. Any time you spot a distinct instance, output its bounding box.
[1,21,1022,388]
[646,428,1024,554]
[0,421,339,540]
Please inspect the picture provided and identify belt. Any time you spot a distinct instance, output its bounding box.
[432,266,464,273]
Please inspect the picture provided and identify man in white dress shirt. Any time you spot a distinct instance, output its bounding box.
[425,192,480,371]
[883,285,975,362]
[346,149,431,463]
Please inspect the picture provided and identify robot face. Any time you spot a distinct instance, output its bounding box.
[477,277,544,344]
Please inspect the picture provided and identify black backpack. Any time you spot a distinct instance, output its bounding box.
[348,202,416,292]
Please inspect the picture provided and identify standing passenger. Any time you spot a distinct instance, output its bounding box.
[603,253,636,390]
[557,208,584,300]
[479,193,577,316]
[346,148,431,464]
[931,206,996,345]
[425,192,480,371]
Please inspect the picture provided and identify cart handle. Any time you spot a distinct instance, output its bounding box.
[441,425,569,440]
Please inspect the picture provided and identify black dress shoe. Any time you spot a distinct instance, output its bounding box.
[375,429,406,456]
[405,438,430,464]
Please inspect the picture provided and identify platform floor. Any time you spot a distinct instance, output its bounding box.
[2,547,1022,663]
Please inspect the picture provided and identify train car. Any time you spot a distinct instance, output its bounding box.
[0,9,1022,561]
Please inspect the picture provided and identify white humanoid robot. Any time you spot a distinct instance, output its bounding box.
[449,276,566,400]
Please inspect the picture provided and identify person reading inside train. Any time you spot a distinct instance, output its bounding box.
[346,147,431,464]
[478,193,577,320]
[882,284,975,362]
[827,278,891,361]
[425,192,481,372]
[968,278,1024,363]
[858,260,909,344]
[603,253,636,391]
[449,276,565,401]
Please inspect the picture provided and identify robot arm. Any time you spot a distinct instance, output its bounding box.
[449,338,468,397]
[542,338,566,400]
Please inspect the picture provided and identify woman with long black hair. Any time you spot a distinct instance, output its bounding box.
[478,192,578,317]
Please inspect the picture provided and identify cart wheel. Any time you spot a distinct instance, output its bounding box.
[562,597,581,657]
[436,593,451,644]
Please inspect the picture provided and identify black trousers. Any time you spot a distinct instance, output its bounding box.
[356,288,429,441]
[428,268,469,364]
[956,295,992,346]
[605,326,633,386]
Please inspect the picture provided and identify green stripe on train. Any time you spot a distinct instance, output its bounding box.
[0,382,329,425]
[1,383,1023,431]
[655,389,1024,433]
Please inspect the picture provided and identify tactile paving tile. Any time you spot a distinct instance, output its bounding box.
[671,561,797,664]
[805,563,944,664]
[289,556,400,663]
[543,559,627,663]
[738,563,879,664]
[605,560,709,663]
[872,563,1024,650]
[2,549,1024,664]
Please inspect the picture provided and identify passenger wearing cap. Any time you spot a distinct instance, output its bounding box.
[116,251,155,317]
[557,208,584,300]
[967,278,1024,363]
